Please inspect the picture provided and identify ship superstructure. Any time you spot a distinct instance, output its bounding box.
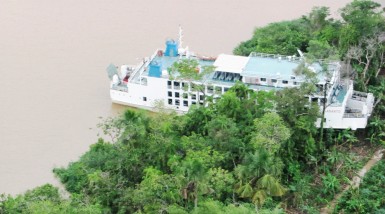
[106,31,374,130]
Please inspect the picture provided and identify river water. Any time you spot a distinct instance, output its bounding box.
[0,0,352,195]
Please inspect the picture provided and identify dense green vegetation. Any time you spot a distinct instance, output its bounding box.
[335,160,385,213]
[0,184,103,213]
[235,0,385,96]
[1,0,384,213]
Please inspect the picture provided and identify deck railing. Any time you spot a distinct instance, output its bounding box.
[128,50,158,84]
[248,52,339,66]
[351,91,369,102]
[248,52,302,61]
[343,113,365,118]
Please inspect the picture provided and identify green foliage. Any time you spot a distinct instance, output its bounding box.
[307,6,330,32]
[214,91,242,119]
[168,59,214,82]
[367,115,385,145]
[189,199,283,214]
[340,0,384,39]
[306,40,339,60]
[321,173,340,196]
[168,59,215,106]
[288,173,313,208]
[252,112,291,154]
[233,0,385,119]
[368,77,385,115]
[49,82,299,212]
[257,174,286,197]
[53,161,88,194]
[235,147,285,207]
[207,168,235,200]
[274,86,320,167]
[0,184,103,214]
[132,167,182,213]
[336,160,385,213]
[7,2,385,213]
[234,19,311,56]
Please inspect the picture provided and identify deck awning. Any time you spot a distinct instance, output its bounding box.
[213,54,249,74]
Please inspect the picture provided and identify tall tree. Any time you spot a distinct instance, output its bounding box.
[339,0,384,54]
[168,58,215,105]
[252,112,291,155]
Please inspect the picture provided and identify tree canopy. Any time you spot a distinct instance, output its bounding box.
[1,1,385,213]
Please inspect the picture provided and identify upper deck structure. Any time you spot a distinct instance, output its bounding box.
[107,32,374,130]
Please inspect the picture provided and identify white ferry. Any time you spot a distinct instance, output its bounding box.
[107,29,374,130]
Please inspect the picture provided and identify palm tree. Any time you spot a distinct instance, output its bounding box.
[235,149,285,208]
[367,116,385,144]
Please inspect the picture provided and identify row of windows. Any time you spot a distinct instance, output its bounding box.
[142,96,203,107]
[168,91,205,100]
[307,97,326,103]
[270,79,295,84]
[246,77,298,85]
[168,99,203,107]
[167,81,186,90]
[167,81,230,93]
[262,78,297,84]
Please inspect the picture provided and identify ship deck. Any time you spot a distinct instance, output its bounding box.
[129,52,333,93]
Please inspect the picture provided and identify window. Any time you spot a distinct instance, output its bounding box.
[182,82,189,90]
[191,83,196,91]
[192,101,196,105]
[168,91,172,97]
[291,76,296,80]
[215,86,222,94]
[192,94,197,100]
[175,92,180,98]
[260,78,266,82]
[318,85,324,92]
[167,80,172,89]
[200,95,205,101]
[293,82,298,85]
[140,77,148,85]
[282,80,288,84]
[271,79,277,83]
[143,97,147,101]
[207,86,214,94]
[224,87,229,92]
[174,81,180,90]
[183,100,188,107]
[175,99,180,106]
[168,99,173,105]
[197,84,203,91]
[183,93,188,99]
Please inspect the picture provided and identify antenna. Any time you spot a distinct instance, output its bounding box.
[178,25,183,49]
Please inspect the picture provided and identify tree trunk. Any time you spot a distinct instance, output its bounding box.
[255,204,259,214]
[194,183,198,209]
[362,58,370,80]
[375,51,384,78]
[375,68,382,78]
[373,97,382,109]
[319,83,327,149]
